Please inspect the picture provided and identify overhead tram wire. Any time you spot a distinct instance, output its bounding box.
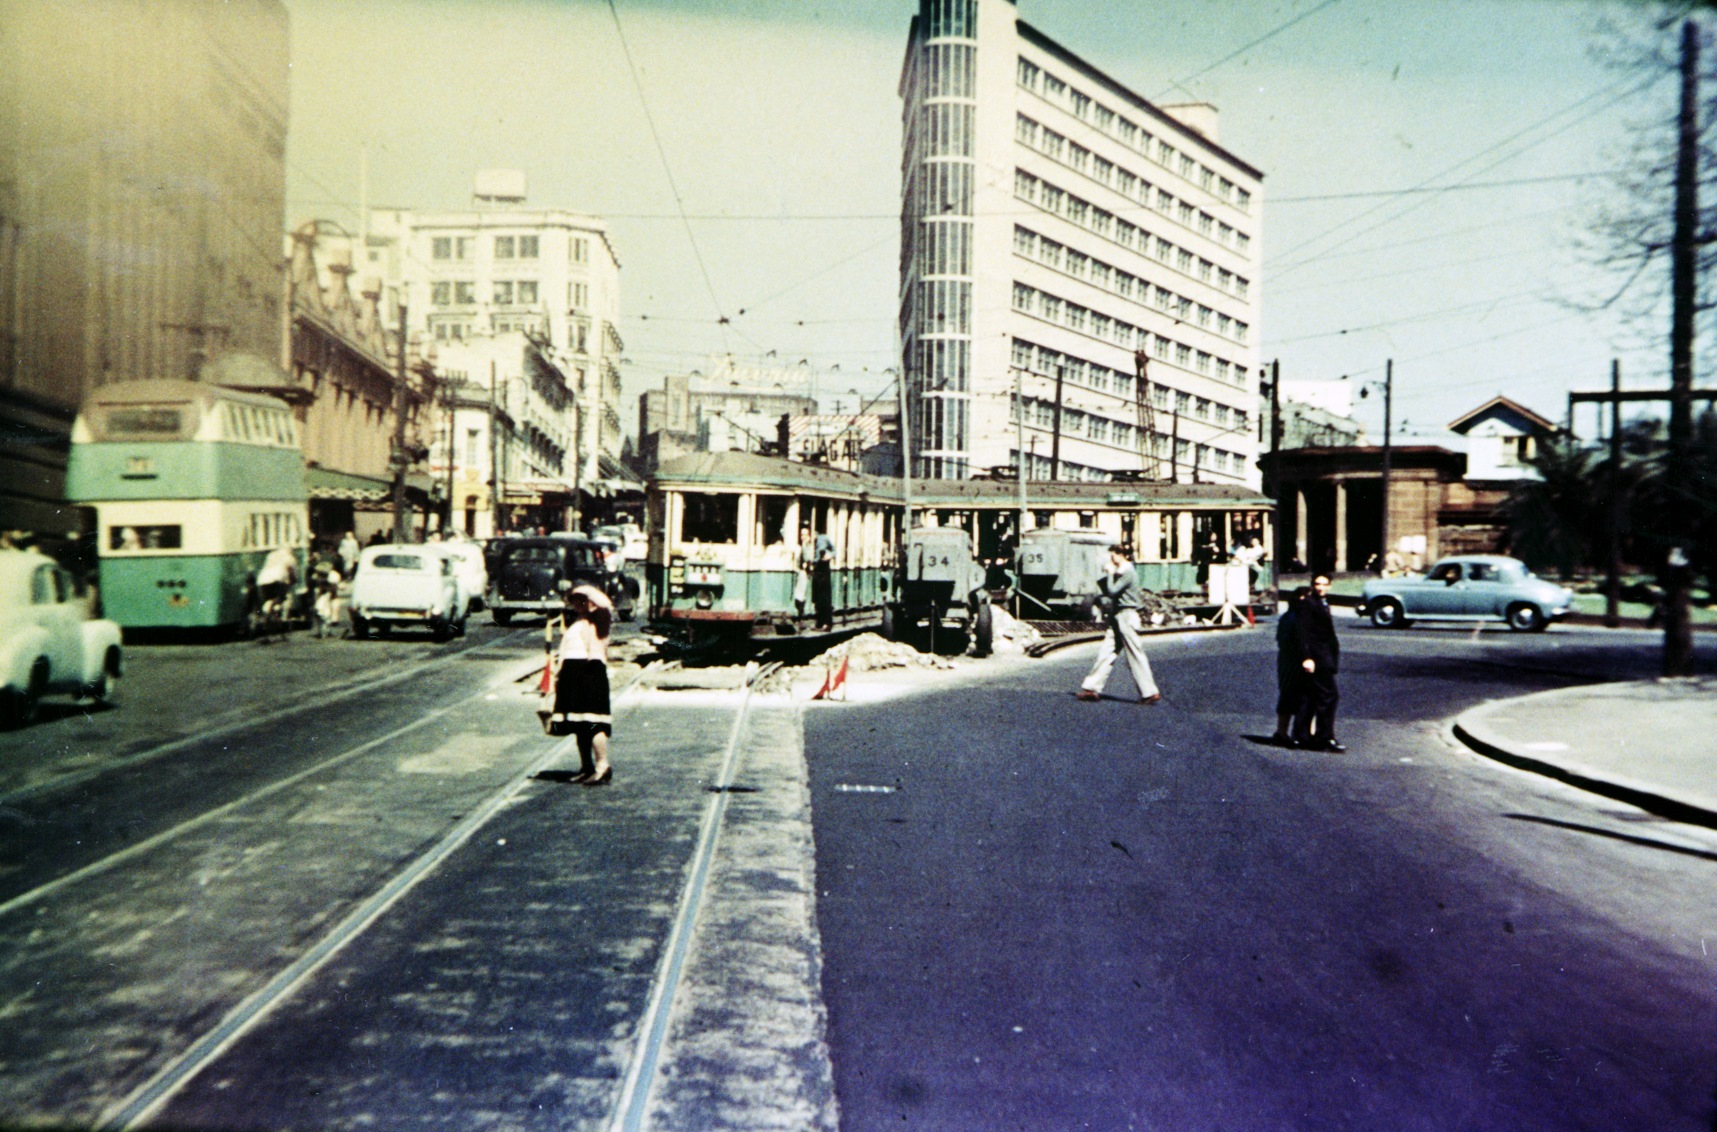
[1268,73,1660,279]
[1151,0,1346,102]
[606,0,733,338]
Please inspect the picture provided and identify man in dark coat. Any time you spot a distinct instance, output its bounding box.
[1291,573,1345,752]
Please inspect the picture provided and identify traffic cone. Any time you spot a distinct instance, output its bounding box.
[1244,605,1256,626]
[811,657,849,701]
[539,662,553,695]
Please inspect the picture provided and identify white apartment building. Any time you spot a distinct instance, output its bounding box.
[899,0,1264,486]
[365,175,626,518]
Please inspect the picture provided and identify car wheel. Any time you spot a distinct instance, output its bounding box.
[1507,603,1545,632]
[493,609,512,627]
[351,615,370,639]
[89,647,122,705]
[431,617,454,642]
[971,601,994,658]
[1370,599,1407,629]
[3,659,48,729]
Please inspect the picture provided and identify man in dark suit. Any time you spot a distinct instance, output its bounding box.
[1292,573,1345,752]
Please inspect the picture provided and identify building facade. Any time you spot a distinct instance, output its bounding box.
[636,359,821,475]
[365,179,627,528]
[0,0,289,536]
[898,0,1264,486]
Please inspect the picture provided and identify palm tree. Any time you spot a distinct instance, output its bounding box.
[1501,437,1605,580]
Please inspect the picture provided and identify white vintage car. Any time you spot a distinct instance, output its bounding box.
[0,548,123,727]
[347,544,469,641]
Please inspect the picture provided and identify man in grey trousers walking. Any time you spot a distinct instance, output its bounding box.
[1076,543,1162,704]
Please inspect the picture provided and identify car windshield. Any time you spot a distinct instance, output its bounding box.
[505,546,562,565]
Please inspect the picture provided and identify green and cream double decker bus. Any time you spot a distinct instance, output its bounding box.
[66,380,309,631]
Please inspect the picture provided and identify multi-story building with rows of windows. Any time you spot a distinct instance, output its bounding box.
[364,174,628,530]
[899,0,1264,487]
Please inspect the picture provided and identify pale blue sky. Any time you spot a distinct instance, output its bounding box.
[284,0,1676,442]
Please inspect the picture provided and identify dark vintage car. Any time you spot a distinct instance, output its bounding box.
[486,536,637,625]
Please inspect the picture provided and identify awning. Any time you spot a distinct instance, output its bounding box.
[585,455,646,498]
[307,467,393,502]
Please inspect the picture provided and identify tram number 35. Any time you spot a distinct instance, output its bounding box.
[1022,551,1046,566]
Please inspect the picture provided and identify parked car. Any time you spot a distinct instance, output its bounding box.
[431,539,488,612]
[587,531,626,576]
[594,522,647,563]
[0,548,122,727]
[487,535,637,625]
[347,544,469,641]
[1360,554,1574,631]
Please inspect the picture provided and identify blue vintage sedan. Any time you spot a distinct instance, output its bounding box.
[1360,555,1574,631]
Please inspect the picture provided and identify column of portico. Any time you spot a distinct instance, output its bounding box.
[1334,480,1348,573]
[1294,487,1308,568]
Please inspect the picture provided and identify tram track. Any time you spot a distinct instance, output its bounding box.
[0,627,536,809]
[79,660,706,1131]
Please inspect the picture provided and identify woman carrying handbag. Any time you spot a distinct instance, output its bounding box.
[543,584,615,786]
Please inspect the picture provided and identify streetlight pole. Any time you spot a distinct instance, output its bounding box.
[391,303,411,543]
[1380,358,1393,566]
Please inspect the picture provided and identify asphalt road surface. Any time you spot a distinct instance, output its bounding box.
[808,623,1717,1131]
[1,616,1713,1130]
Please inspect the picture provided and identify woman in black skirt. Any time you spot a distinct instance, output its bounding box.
[547,585,614,786]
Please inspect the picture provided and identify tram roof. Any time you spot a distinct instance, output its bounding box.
[82,379,293,410]
[650,452,1272,510]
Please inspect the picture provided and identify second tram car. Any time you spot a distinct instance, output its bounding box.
[646,452,1276,648]
[65,380,310,631]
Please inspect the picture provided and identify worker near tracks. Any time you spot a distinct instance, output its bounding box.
[1076,543,1161,705]
[800,523,835,630]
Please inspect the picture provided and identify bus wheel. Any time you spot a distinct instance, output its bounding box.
[971,602,994,658]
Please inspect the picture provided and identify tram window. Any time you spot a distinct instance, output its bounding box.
[681,493,738,544]
[756,496,790,546]
[103,406,187,439]
[1160,511,1182,559]
[110,525,181,551]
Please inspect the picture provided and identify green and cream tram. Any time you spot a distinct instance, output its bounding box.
[645,451,1275,647]
[65,380,309,631]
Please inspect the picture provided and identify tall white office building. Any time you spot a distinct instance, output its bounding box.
[899,0,1264,486]
[366,173,626,519]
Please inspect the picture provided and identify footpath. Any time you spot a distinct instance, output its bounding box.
[1453,677,1717,823]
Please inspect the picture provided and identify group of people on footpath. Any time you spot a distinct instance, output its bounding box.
[1072,544,1343,752]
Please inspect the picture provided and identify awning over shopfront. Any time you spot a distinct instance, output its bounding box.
[586,455,645,498]
[306,466,392,502]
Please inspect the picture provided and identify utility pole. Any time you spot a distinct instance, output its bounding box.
[1606,359,1623,627]
[443,376,458,537]
[1014,365,1026,540]
[1269,359,1283,570]
[390,303,411,543]
[1170,408,1179,483]
[1049,361,1065,481]
[898,366,914,533]
[489,362,500,536]
[1664,16,1699,676]
[1381,358,1394,566]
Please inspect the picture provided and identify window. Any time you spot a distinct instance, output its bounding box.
[493,281,514,305]
[1178,201,1195,225]
[431,281,452,306]
[1043,131,1064,161]
[1158,141,1176,165]
[454,281,476,305]
[1175,344,1191,367]
[1044,74,1066,98]
[1176,249,1193,272]
[1195,352,1212,375]
[570,282,588,310]
[432,237,452,260]
[1119,120,1137,145]
[1069,90,1090,118]
[1068,144,1089,174]
[519,235,539,258]
[1199,167,1213,190]
[1066,251,1088,277]
[1197,212,1213,235]
[518,280,538,304]
[1196,305,1212,327]
[572,238,589,263]
[1017,58,1041,89]
[456,237,473,260]
[1237,187,1252,211]
[1016,114,1038,145]
[1013,282,1033,310]
[494,235,515,259]
[681,493,739,544]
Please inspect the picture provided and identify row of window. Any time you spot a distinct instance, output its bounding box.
[1016,58,1253,214]
[430,315,553,342]
[1010,281,1251,390]
[429,234,591,264]
[907,160,974,219]
[921,101,976,159]
[1014,225,1249,347]
[914,391,970,456]
[1009,339,1251,441]
[220,403,298,448]
[1012,397,1247,476]
[1015,169,1251,305]
[1017,114,1251,255]
[916,218,973,277]
[918,41,975,99]
[431,280,541,307]
[915,278,972,337]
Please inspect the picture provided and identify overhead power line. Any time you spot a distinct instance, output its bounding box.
[1153,0,1346,102]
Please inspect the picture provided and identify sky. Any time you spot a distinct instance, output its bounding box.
[282,0,1684,446]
